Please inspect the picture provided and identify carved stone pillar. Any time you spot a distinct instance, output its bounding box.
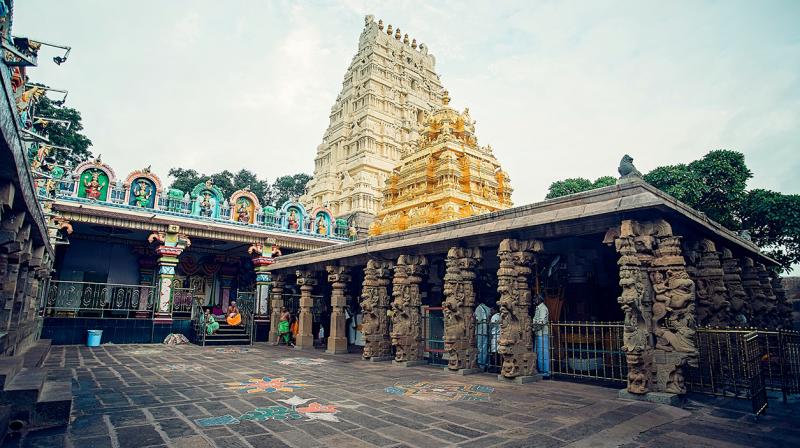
[268,273,285,343]
[610,219,697,396]
[360,259,393,361]
[326,266,351,354]
[741,257,765,326]
[390,255,428,365]
[443,247,482,372]
[756,263,778,327]
[610,221,654,394]
[720,248,748,325]
[149,225,191,322]
[496,238,542,381]
[770,271,792,329]
[295,270,317,349]
[694,239,730,327]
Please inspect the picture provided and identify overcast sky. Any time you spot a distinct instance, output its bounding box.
[14,0,800,204]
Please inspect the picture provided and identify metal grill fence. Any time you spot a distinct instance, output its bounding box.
[43,280,155,318]
[549,321,627,383]
[688,327,800,402]
[423,307,446,366]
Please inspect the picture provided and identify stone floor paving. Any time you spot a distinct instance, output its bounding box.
[3,343,798,448]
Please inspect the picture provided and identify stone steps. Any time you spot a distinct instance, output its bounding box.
[197,322,251,346]
[0,339,71,443]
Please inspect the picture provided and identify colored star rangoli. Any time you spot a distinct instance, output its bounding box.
[225,376,309,394]
[384,381,494,402]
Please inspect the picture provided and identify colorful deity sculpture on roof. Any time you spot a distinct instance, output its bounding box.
[280,200,306,232]
[311,207,334,236]
[73,157,115,201]
[124,166,162,209]
[230,187,260,224]
[191,179,224,218]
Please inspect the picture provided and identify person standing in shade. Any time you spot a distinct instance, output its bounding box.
[489,307,501,369]
[278,307,294,347]
[474,303,491,369]
[532,296,550,378]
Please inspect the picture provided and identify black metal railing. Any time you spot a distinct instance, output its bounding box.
[171,288,195,318]
[43,280,155,318]
[422,307,446,366]
[549,321,627,383]
[688,327,800,402]
[238,291,256,345]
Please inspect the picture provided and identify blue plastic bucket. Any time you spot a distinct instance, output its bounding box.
[87,330,103,347]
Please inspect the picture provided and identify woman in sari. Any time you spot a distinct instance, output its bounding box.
[278,307,294,347]
[226,300,242,326]
[202,308,219,335]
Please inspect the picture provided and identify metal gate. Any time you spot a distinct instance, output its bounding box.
[743,331,768,416]
[423,306,446,366]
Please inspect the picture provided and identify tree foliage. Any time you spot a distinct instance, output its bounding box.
[740,189,800,271]
[545,150,797,272]
[545,176,616,199]
[31,93,93,167]
[644,150,751,229]
[168,168,306,207]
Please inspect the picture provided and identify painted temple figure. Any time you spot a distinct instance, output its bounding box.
[311,207,334,237]
[230,188,260,225]
[132,180,153,207]
[280,201,308,232]
[124,167,162,209]
[74,158,115,202]
[190,179,224,219]
[83,171,105,199]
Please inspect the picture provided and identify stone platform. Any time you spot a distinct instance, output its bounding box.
[4,343,798,448]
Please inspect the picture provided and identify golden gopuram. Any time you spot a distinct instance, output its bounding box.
[369,91,512,235]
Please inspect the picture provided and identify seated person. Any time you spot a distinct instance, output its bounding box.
[226,300,242,326]
[201,308,219,335]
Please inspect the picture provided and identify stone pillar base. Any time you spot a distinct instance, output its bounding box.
[326,337,348,354]
[618,389,683,406]
[153,313,173,324]
[445,367,482,375]
[393,360,426,367]
[366,356,393,362]
[497,374,542,384]
[295,335,314,349]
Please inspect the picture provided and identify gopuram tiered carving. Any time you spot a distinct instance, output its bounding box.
[720,248,749,325]
[609,219,697,395]
[496,239,542,379]
[301,15,445,231]
[369,91,512,236]
[442,247,482,372]
[693,239,730,327]
[360,260,394,360]
[390,255,428,363]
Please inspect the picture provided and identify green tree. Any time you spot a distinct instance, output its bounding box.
[32,93,93,167]
[266,173,312,206]
[168,168,309,207]
[545,176,616,199]
[167,168,201,194]
[740,189,800,271]
[544,150,796,272]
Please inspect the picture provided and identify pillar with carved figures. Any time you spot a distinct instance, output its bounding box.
[295,270,317,349]
[326,266,351,354]
[149,225,191,322]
